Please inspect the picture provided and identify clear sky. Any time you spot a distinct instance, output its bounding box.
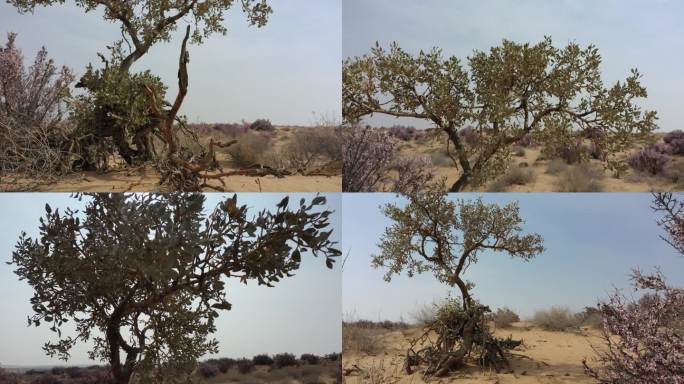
[0,193,341,367]
[343,0,684,131]
[0,0,341,126]
[342,193,684,322]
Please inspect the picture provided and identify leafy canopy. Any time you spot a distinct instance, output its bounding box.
[343,38,657,190]
[10,193,340,380]
[373,193,544,291]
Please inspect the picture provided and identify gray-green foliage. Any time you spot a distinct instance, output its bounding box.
[10,193,340,384]
[343,37,657,191]
[8,0,272,70]
[374,192,544,296]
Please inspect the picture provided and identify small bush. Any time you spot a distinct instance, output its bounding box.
[516,134,533,147]
[30,376,63,384]
[252,354,274,365]
[664,130,684,155]
[532,307,581,331]
[458,126,480,147]
[323,352,341,362]
[387,155,436,194]
[555,165,604,192]
[0,367,19,384]
[587,143,606,160]
[388,125,424,141]
[429,151,453,167]
[342,126,395,192]
[211,358,235,373]
[228,131,271,167]
[273,353,298,369]
[282,126,341,169]
[300,353,320,365]
[250,118,274,131]
[493,307,520,328]
[197,362,220,378]
[576,306,603,328]
[236,358,255,374]
[558,141,586,164]
[628,148,669,175]
[545,158,568,175]
[488,167,535,191]
[342,324,376,354]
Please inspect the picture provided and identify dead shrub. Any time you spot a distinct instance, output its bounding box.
[531,307,581,331]
[555,165,604,192]
[227,131,271,167]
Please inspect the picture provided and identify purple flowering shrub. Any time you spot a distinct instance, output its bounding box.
[388,155,436,194]
[342,126,395,192]
[628,148,669,175]
[583,270,684,383]
[388,125,424,141]
[664,130,684,155]
[0,32,75,177]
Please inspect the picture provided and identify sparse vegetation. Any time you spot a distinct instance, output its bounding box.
[628,147,669,175]
[487,167,535,191]
[531,307,581,331]
[492,307,520,328]
[555,164,604,192]
[344,38,656,191]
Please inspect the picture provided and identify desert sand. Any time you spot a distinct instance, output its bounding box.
[1,126,342,192]
[393,132,681,192]
[343,322,602,384]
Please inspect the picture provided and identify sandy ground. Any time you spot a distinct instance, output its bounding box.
[394,132,681,192]
[1,127,342,192]
[343,322,602,384]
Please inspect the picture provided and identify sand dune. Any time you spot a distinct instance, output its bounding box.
[343,322,602,383]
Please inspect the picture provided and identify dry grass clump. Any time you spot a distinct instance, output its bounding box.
[545,158,569,175]
[227,131,272,167]
[487,167,536,191]
[342,323,378,355]
[555,164,604,192]
[531,306,582,331]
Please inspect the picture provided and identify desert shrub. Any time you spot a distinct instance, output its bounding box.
[588,142,607,160]
[25,370,46,375]
[664,130,684,155]
[430,151,454,167]
[628,148,669,175]
[197,362,220,378]
[531,307,581,331]
[558,140,586,164]
[273,353,298,369]
[411,303,437,326]
[387,155,437,194]
[252,354,274,365]
[458,126,480,147]
[194,121,250,138]
[517,134,533,147]
[388,125,423,141]
[487,167,535,191]
[207,358,234,373]
[49,367,65,375]
[299,354,320,365]
[492,307,520,328]
[584,270,684,383]
[323,353,341,362]
[30,376,63,384]
[227,131,271,167]
[236,358,255,374]
[0,32,75,180]
[555,165,604,192]
[512,146,526,157]
[342,126,395,192]
[342,323,376,354]
[283,126,342,170]
[545,158,568,175]
[0,367,19,384]
[576,306,603,328]
[64,367,85,379]
[249,118,274,132]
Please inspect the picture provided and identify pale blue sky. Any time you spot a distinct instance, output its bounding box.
[0,0,341,125]
[344,0,684,131]
[342,193,684,322]
[0,193,341,366]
